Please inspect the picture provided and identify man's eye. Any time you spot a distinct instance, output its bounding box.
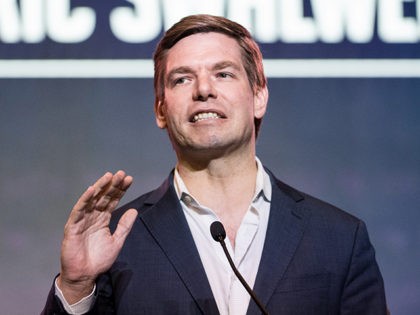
[217,72,233,78]
[174,77,187,85]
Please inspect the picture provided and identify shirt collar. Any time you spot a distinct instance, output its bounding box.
[173,157,271,204]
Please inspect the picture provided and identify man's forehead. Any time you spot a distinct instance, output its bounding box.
[164,32,243,71]
[172,31,237,45]
[168,32,240,56]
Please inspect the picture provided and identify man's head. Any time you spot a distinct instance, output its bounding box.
[153,14,267,136]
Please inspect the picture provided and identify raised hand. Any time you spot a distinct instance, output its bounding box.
[57,170,138,304]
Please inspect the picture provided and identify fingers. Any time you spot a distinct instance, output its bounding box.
[92,171,133,212]
[71,170,133,217]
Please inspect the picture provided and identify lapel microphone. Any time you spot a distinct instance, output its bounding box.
[210,221,269,315]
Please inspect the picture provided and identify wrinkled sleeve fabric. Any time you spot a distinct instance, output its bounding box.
[41,274,114,315]
[54,278,96,314]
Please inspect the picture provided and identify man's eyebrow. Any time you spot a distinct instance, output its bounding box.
[213,61,241,71]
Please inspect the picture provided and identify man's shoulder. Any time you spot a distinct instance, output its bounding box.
[269,170,362,228]
[298,188,361,229]
[269,173,366,252]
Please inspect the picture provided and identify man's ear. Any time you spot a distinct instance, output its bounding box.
[155,100,167,129]
[254,85,268,119]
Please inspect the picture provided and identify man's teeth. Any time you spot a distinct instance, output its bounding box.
[193,112,221,122]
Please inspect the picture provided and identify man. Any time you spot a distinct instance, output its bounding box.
[42,14,387,314]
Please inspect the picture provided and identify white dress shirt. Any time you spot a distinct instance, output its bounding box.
[174,157,271,315]
[55,157,272,315]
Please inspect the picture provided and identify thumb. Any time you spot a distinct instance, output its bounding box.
[113,208,138,246]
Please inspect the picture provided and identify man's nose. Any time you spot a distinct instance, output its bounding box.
[193,75,217,101]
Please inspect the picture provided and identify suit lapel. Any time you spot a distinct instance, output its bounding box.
[247,175,310,314]
[139,175,219,314]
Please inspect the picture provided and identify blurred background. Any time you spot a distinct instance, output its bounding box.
[1,1,419,314]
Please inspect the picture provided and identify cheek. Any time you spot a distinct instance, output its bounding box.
[165,91,192,117]
[165,105,181,122]
[241,94,257,116]
[163,107,185,132]
[163,94,185,114]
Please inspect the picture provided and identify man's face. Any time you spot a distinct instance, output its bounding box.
[155,32,267,158]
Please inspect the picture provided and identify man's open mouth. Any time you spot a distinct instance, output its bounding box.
[191,112,223,122]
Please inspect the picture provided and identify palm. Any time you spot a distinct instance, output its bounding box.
[60,171,138,283]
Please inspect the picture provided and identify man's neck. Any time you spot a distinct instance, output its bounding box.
[177,153,257,198]
[176,153,258,246]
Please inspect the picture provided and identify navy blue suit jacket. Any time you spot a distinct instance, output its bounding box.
[42,169,387,314]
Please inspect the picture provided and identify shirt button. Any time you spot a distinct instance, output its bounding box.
[183,195,192,204]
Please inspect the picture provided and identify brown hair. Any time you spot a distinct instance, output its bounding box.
[153,14,267,136]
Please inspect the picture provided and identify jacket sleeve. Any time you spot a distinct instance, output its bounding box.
[40,274,115,315]
[340,221,388,315]
[40,278,69,315]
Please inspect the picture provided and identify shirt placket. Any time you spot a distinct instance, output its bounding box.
[228,207,260,314]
